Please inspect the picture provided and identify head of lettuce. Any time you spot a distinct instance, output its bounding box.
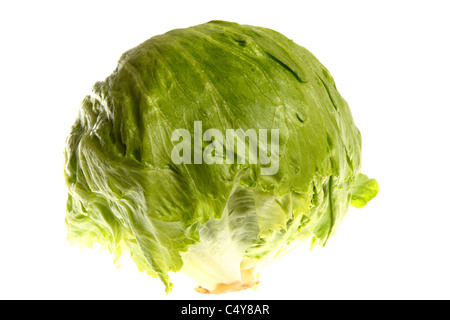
[63,20,378,294]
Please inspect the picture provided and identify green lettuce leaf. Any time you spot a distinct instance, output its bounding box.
[350,174,379,209]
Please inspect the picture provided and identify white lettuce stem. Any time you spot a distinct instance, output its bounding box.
[194,266,260,294]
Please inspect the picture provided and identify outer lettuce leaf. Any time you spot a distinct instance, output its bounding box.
[350,174,379,208]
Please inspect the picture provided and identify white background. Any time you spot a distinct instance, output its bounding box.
[1,0,449,300]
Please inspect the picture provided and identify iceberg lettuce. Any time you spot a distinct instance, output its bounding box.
[64,20,378,294]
